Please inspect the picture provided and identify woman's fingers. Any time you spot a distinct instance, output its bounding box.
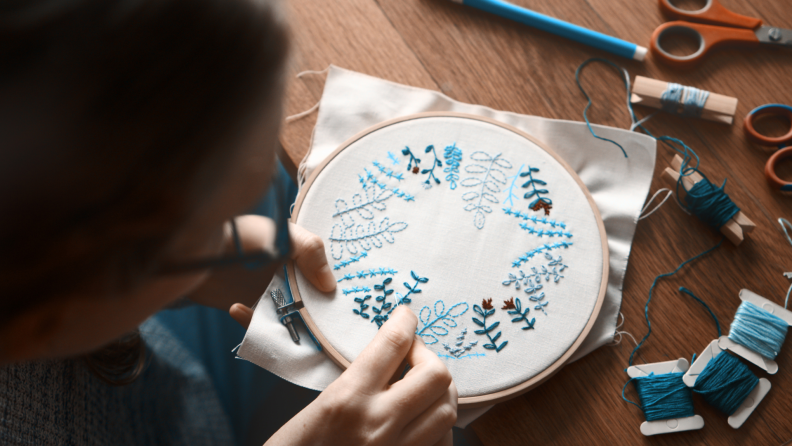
[399,380,458,446]
[289,222,336,292]
[229,303,254,329]
[345,305,418,392]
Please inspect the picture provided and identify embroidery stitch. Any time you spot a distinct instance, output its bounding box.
[443,143,463,190]
[503,298,536,330]
[460,152,513,229]
[336,268,398,283]
[329,217,408,260]
[472,298,507,352]
[373,161,405,182]
[333,185,394,228]
[503,254,568,289]
[502,207,567,229]
[333,252,368,270]
[397,270,428,304]
[402,146,421,171]
[387,151,400,165]
[437,352,486,360]
[353,294,371,319]
[519,223,573,238]
[371,278,395,328]
[420,145,442,187]
[416,300,470,345]
[390,188,416,202]
[442,328,479,358]
[503,164,525,207]
[342,286,372,295]
[520,166,552,215]
[512,242,574,268]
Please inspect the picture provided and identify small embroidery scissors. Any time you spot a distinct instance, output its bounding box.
[743,104,792,193]
[650,0,792,68]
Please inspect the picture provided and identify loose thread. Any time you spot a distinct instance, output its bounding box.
[678,287,722,337]
[693,351,759,416]
[574,58,632,157]
[728,301,788,360]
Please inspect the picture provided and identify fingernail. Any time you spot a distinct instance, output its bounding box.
[318,264,336,291]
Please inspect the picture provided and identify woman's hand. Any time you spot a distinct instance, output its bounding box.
[232,305,457,446]
[189,217,336,310]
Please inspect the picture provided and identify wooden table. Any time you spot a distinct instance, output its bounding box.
[278,0,792,444]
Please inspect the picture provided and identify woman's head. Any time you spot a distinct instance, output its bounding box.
[0,0,289,362]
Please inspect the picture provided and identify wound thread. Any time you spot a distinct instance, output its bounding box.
[629,372,696,422]
[693,352,758,416]
[728,301,788,360]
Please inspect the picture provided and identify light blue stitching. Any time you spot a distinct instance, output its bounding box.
[390,188,416,202]
[357,168,376,189]
[416,300,470,345]
[512,242,573,268]
[460,152,513,229]
[506,298,535,330]
[373,161,405,182]
[333,252,368,270]
[402,146,421,171]
[472,301,507,352]
[329,217,408,260]
[437,353,486,360]
[353,294,371,319]
[519,224,573,238]
[342,286,372,295]
[419,145,442,187]
[503,164,525,207]
[443,143,463,190]
[442,328,478,358]
[502,207,567,229]
[333,185,394,228]
[387,151,400,166]
[336,268,398,283]
[521,166,552,208]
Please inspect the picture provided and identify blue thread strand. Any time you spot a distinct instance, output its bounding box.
[416,300,470,345]
[781,218,792,247]
[680,176,740,230]
[420,145,442,186]
[443,142,463,189]
[512,242,573,268]
[387,151,400,165]
[520,166,552,209]
[503,207,567,229]
[628,238,723,366]
[472,303,507,352]
[519,223,572,238]
[728,301,788,360]
[575,58,630,157]
[401,146,421,171]
[622,372,695,422]
[660,83,710,117]
[333,252,368,270]
[502,164,524,207]
[678,287,721,337]
[693,352,759,416]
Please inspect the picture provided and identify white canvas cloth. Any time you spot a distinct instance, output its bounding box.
[237,66,657,426]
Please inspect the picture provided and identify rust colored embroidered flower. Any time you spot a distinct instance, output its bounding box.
[482,298,493,310]
[412,166,419,174]
[532,200,552,216]
[502,297,516,310]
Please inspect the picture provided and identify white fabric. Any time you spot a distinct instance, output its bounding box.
[237,66,657,425]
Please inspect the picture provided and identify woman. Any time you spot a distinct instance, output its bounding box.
[0,0,457,444]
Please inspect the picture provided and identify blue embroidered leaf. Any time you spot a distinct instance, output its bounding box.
[403,282,412,291]
[446,303,469,318]
[372,307,381,314]
[474,329,487,335]
[472,318,485,327]
[485,309,495,317]
[524,190,537,198]
[496,341,508,352]
[425,145,433,153]
[490,331,501,343]
[420,169,430,174]
[385,289,394,296]
[511,317,523,322]
[519,171,530,177]
[523,318,536,329]
[485,321,500,332]
[483,344,497,350]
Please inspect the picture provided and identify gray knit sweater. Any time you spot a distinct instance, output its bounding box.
[0,318,234,445]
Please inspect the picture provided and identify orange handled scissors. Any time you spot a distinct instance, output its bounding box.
[743,104,792,193]
[651,0,792,68]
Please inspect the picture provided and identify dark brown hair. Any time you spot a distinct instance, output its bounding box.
[0,0,289,381]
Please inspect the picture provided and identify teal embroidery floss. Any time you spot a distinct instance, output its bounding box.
[660,83,710,118]
[472,298,507,352]
[728,301,788,360]
[679,176,740,231]
[623,372,695,422]
[692,352,759,416]
[420,145,442,187]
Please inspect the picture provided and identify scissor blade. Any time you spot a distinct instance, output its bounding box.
[756,26,792,48]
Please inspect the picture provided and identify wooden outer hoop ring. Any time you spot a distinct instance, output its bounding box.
[288,112,610,409]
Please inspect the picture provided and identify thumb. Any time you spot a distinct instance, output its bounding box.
[229,303,254,329]
[289,222,336,292]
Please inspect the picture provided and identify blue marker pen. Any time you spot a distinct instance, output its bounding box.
[450,0,647,61]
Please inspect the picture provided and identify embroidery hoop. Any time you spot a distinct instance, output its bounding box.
[287,112,608,408]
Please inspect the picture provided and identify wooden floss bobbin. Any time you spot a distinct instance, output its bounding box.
[663,154,756,245]
[631,76,738,124]
[626,358,704,436]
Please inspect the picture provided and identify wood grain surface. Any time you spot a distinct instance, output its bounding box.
[278,0,792,444]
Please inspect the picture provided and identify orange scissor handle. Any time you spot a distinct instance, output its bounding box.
[765,147,792,192]
[744,104,792,146]
[658,0,761,29]
[650,21,760,68]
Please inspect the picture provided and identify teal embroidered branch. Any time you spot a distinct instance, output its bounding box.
[371,278,395,328]
[342,286,372,295]
[443,143,463,189]
[520,166,552,213]
[373,161,405,182]
[387,151,400,165]
[398,270,428,304]
[402,146,421,171]
[336,267,398,283]
[512,242,573,268]
[333,252,368,270]
[420,145,442,187]
[503,164,525,207]
[503,298,535,330]
[353,294,371,319]
[503,207,567,229]
[504,254,568,290]
[416,300,470,345]
[472,298,507,352]
[461,151,513,229]
[329,217,408,260]
[333,185,394,227]
[519,224,573,238]
[443,328,478,358]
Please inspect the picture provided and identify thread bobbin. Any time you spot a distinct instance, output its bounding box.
[626,358,704,436]
[684,340,771,428]
[630,76,738,124]
[663,154,755,245]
